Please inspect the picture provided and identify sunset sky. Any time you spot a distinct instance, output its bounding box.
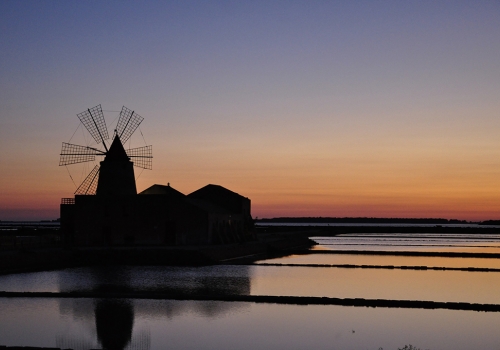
[1,1,499,221]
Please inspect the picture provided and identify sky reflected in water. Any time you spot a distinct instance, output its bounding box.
[258,253,500,269]
[0,263,499,304]
[1,233,500,349]
[1,298,499,350]
[311,234,500,253]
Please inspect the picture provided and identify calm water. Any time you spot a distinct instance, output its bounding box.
[1,233,500,349]
[2,298,500,350]
[312,234,500,253]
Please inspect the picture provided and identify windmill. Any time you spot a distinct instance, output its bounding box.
[59,105,152,196]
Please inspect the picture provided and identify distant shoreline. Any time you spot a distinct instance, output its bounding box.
[257,217,469,224]
[256,217,500,226]
[2,217,500,225]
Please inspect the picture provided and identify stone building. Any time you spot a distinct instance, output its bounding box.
[60,134,253,246]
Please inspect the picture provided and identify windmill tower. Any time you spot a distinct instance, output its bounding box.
[59,105,152,196]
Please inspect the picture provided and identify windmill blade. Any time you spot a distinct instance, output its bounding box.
[75,165,100,195]
[59,142,106,166]
[116,106,144,144]
[77,104,109,146]
[126,145,152,170]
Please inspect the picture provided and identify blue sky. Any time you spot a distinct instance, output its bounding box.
[1,1,500,220]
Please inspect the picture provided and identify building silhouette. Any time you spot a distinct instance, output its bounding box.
[60,134,253,246]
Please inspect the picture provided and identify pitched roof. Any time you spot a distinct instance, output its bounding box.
[187,184,247,214]
[189,184,245,198]
[139,184,185,198]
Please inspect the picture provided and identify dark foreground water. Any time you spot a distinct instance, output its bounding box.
[2,298,500,350]
[1,233,500,349]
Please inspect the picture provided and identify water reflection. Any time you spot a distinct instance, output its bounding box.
[95,299,134,350]
[55,265,252,349]
[2,297,500,350]
[56,298,150,350]
[258,253,500,269]
[312,234,500,253]
[57,265,251,296]
[56,267,140,350]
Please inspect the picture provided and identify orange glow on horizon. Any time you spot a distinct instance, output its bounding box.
[3,148,500,221]
[2,1,500,222]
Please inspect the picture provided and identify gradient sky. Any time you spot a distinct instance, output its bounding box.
[1,1,499,221]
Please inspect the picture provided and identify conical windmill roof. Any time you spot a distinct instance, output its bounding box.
[105,135,129,161]
[96,134,136,196]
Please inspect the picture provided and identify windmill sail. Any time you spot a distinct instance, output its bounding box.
[62,105,152,195]
[116,106,144,144]
[126,145,152,170]
[59,143,105,166]
[77,104,109,146]
[75,165,100,195]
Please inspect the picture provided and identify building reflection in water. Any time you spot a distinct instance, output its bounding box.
[95,299,135,350]
[57,298,149,350]
[56,265,251,349]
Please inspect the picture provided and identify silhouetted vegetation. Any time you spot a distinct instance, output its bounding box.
[258,217,468,224]
[480,220,500,225]
[378,345,428,350]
